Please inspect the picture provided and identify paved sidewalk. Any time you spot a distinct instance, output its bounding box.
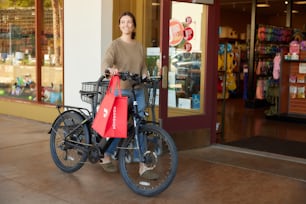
[0,114,305,204]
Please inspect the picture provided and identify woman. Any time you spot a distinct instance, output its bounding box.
[100,11,158,180]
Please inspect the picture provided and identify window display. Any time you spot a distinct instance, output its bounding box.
[0,0,63,104]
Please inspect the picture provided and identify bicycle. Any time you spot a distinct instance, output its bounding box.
[49,72,178,197]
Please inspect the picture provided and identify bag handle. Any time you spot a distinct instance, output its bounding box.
[107,75,122,97]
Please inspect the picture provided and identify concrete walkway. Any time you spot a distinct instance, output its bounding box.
[0,114,305,204]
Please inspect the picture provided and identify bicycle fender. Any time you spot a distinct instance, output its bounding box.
[48,110,86,134]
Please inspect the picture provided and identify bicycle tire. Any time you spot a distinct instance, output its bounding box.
[50,110,90,173]
[118,124,178,197]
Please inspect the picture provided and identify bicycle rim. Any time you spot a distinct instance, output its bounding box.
[118,124,178,197]
[50,111,90,173]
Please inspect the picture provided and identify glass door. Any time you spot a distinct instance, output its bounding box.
[159,0,214,131]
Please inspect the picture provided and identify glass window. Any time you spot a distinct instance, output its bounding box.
[0,0,63,104]
[144,1,208,118]
[0,2,37,101]
[167,2,207,116]
[41,0,63,104]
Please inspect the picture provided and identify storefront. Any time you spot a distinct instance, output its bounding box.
[154,0,219,149]
[0,0,219,149]
[0,0,64,121]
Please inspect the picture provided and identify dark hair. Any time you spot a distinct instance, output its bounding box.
[119,11,136,39]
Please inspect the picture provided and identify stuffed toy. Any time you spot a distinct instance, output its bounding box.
[226,52,237,73]
[300,41,306,51]
[217,77,223,93]
[226,72,237,91]
[218,54,224,71]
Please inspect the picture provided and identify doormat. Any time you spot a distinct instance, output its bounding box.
[226,136,306,159]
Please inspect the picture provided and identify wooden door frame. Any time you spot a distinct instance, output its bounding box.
[159,0,219,143]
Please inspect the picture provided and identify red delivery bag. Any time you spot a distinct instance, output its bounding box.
[103,94,128,138]
[92,75,128,138]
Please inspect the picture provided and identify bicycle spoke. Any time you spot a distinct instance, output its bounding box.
[119,124,178,196]
[50,111,90,173]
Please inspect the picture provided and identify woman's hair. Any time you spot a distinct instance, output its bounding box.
[119,11,136,39]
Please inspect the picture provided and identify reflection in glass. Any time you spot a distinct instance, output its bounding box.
[0,0,63,104]
[0,1,37,101]
[41,0,63,104]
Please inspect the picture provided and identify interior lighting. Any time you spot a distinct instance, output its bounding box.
[294,1,306,5]
[257,1,271,7]
[284,10,299,13]
[152,2,160,6]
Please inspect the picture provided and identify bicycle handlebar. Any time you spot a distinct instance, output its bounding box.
[117,72,161,85]
[97,72,161,89]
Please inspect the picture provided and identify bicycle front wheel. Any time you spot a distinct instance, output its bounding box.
[118,124,178,197]
[50,110,90,173]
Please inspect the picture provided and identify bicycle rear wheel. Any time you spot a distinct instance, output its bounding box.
[118,124,178,197]
[50,110,90,173]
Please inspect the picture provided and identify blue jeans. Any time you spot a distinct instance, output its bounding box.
[105,88,146,156]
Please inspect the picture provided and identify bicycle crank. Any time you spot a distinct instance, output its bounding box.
[88,146,101,163]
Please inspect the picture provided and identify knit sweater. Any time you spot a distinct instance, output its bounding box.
[102,38,147,89]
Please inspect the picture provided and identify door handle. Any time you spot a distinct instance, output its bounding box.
[162,65,168,89]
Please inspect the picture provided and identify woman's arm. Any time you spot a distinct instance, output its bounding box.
[101,43,116,75]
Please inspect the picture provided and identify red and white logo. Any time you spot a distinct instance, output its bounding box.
[184,42,192,52]
[169,19,184,46]
[184,27,194,41]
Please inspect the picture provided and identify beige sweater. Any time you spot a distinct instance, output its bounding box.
[102,38,147,89]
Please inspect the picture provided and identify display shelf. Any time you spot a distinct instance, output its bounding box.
[248,25,292,108]
[266,113,306,123]
[284,59,306,63]
[279,59,306,117]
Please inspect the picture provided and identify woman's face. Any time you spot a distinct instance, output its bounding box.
[119,15,135,36]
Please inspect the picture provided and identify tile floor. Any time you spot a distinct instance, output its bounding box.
[0,114,305,204]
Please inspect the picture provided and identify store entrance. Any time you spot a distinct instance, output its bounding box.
[156,0,218,149]
[113,0,219,149]
[219,98,306,159]
[217,1,306,159]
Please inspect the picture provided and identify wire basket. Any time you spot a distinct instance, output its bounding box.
[80,80,109,105]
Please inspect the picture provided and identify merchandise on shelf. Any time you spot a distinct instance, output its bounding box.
[217,39,246,99]
[254,25,292,102]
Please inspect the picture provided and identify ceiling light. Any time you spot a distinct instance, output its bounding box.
[294,1,306,5]
[257,1,271,8]
[256,3,271,8]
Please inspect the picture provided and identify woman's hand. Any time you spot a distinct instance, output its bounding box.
[107,67,119,75]
[142,74,148,80]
